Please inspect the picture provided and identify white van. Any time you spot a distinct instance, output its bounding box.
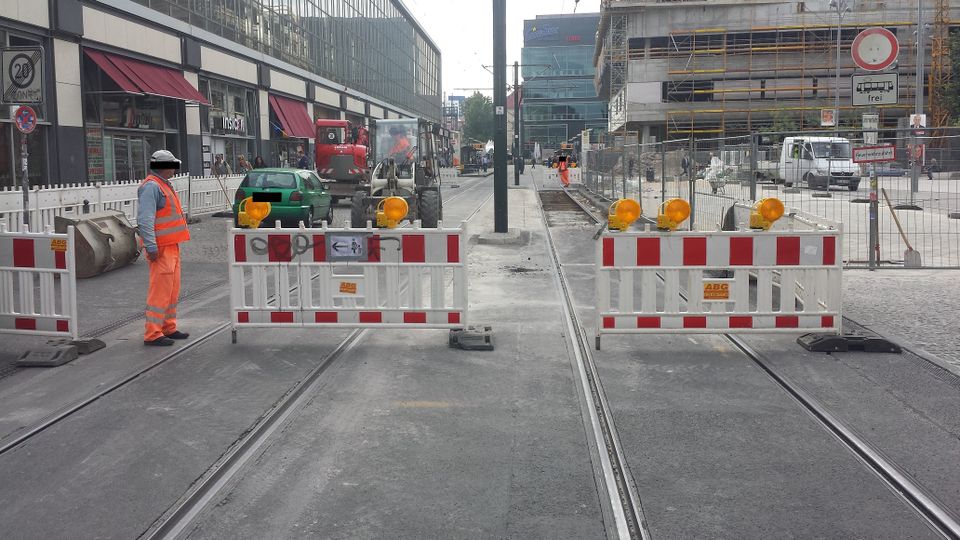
[780,136,860,191]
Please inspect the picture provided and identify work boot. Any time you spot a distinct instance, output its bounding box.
[165,331,190,340]
[144,336,175,346]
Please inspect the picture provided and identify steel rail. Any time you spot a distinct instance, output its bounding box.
[535,181,649,540]
[143,328,366,540]
[727,335,960,539]
[550,184,960,538]
[142,179,493,539]
[0,178,489,458]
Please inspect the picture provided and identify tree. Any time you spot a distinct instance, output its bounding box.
[943,33,960,125]
[463,92,494,143]
[767,109,798,143]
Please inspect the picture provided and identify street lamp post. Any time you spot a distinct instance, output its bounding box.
[830,0,850,134]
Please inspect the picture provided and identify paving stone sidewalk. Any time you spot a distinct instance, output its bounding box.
[843,269,960,369]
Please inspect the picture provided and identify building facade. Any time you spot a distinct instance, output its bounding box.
[0,0,442,187]
[521,13,607,156]
[595,0,960,141]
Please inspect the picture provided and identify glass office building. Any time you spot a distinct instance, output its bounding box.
[521,14,606,156]
[131,0,442,121]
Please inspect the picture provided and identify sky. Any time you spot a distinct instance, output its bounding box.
[402,0,603,100]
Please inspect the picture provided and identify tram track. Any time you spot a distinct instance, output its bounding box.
[142,180,492,539]
[540,183,960,539]
[0,177,492,458]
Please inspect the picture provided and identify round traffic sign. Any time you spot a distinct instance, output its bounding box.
[852,27,899,71]
[13,105,37,134]
[7,53,36,89]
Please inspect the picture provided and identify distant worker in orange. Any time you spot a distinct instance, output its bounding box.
[137,150,191,346]
[558,155,570,187]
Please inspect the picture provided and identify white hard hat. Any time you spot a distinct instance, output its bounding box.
[150,150,181,169]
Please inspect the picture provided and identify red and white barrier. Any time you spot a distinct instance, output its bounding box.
[595,225,842,346]
[0,225,78,339]
[228,222,468,340]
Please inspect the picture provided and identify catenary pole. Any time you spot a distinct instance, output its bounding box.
[493,0,508,232]
[514,61,521,186]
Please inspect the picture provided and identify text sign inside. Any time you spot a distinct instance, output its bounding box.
[852,145,896,163]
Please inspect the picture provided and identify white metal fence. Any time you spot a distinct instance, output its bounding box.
[0,225,78,340]
[0,175,244,232]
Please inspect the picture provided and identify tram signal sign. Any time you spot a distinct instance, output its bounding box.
[1,47,43,104]
[852,73,898,106]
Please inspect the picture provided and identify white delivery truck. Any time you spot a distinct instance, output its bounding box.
[755,136,860,190]
[780,136,860,191]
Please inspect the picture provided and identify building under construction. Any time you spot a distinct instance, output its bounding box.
[595,0,959,141]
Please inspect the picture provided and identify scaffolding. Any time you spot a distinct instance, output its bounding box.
[929,0,953,145]
[661,18,931,138]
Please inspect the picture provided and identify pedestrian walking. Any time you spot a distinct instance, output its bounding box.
[253,155,266,169]
[296,147,310,169]
[137,150,191,346]
[558,155,570,187]
[213,154,232,177]
[237,155,252,174]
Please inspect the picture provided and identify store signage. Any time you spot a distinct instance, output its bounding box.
[852,73,898,106]
[525,24,560,42]
[852,145,896,163]
[2,47,43,104]
[220,115,246,134]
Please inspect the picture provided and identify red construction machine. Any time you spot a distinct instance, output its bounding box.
[314,119,369,202]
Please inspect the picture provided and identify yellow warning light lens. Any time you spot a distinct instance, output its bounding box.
[657,198,690,231]
[238,197,271,228]
[750,197,785,230]
[607,198,641,231]
[376,196,408,228]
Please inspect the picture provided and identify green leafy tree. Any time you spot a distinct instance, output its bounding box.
[768,109,798,143]
[463,92,494,143]
[943,33,960,125]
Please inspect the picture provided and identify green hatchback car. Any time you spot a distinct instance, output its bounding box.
[233,168,333,227]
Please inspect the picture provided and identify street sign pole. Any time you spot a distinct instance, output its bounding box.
[20,133,29,227]
[911,2,924,205]
[866,110,879,270]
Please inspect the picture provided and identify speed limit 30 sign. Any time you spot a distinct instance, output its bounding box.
[2,47,43,104]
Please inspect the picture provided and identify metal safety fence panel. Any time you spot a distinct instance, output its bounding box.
[595,226,843,345]
[229,223,468,335]
[0,175,243,232]
[0,225,78,339]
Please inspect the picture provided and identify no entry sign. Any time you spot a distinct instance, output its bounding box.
[851,28,899,72]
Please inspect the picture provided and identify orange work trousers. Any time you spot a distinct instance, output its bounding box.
[144,244,182,341]
[559,168,570,187]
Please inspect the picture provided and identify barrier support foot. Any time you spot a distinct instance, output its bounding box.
[449,326,494,351]
[46,338,105,355]
[797,333,901,354]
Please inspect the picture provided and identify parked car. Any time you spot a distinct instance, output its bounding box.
[233,168,333,227]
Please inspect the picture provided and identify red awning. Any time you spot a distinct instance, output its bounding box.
[84,49,208,104]
[269,94,315,139]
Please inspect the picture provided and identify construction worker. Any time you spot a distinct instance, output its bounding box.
[558,155,570,187]
[137,150,191,346]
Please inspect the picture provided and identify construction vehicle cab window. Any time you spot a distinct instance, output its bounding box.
[350,118,443,228]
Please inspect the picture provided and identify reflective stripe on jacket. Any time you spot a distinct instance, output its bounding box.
[140,175,190,247]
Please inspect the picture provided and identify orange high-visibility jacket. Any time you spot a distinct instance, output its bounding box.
[141,175,191,246]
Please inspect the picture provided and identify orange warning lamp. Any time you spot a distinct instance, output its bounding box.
[657,198,690,231]
[237,197,271,228]
[607,198,641,231]
[376,196,408,228]
[750,197,785,230]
